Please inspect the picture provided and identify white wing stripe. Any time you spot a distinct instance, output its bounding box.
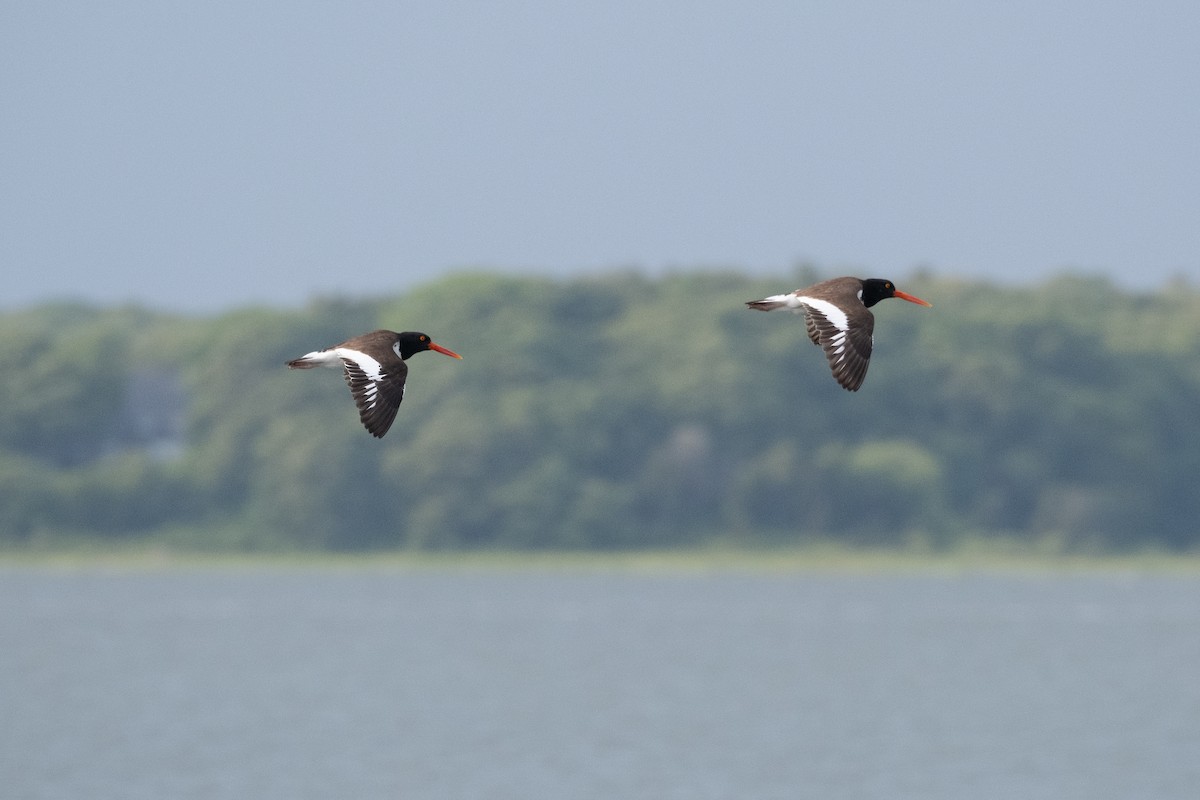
[335,348,386,381]
[795,296,851,332]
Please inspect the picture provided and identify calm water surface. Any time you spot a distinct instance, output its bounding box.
[2,563,1198,800]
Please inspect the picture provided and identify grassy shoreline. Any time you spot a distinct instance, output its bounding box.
[3,540,1199,574]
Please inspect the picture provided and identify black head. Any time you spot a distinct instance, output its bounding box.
[860,279,932,309]
[395,331,463,361]
[860,279,899,308]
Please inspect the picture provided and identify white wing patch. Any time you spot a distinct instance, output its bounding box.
[828,331,848,359]
[794,296,851,332]
[360,382,379,409]
[315,344,407,438]
[335,348,386,381]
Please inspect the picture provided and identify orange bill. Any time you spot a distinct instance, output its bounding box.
[894,290,932,307]
[429,342,464,359]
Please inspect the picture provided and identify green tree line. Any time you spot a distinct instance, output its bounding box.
[2,269,1198,552]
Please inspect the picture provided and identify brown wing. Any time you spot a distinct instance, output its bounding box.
[800,304,875,391]
[802,308,822,346]
[341,357,407,438]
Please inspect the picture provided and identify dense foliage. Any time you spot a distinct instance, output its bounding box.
[2,270,1199,552]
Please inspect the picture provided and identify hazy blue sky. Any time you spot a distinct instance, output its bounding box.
[4,1,1198,311]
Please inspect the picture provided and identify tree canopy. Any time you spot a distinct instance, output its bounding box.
[2,270,1198,552]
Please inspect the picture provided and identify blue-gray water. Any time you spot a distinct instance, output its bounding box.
[2,564,1198,800]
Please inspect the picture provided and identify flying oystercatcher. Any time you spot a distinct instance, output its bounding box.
[286,330,462,438]
[746,277,931,391]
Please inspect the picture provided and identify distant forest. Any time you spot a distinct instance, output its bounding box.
[2,269,1199,552]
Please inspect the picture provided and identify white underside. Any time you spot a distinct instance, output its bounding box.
[760,293,809,313]
[296,350,343,368]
